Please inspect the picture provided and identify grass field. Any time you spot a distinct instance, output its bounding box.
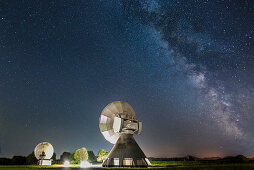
[1,161,254,170]
[151,161,254,169]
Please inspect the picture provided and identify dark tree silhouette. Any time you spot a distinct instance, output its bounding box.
[60,152,71,163]
[87,151,96,162]
[26,151,37,165]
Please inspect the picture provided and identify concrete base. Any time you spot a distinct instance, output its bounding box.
[102,134,151,167]
[38,159,52,165]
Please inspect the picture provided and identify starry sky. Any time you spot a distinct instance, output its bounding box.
[0,0,253,158]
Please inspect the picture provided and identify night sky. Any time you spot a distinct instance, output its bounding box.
[0,0,253,158]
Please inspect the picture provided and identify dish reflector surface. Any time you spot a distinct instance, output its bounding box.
[34,142,54,160]
[99,101,136,144]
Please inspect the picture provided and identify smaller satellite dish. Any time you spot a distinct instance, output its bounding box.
[34,142,54,165]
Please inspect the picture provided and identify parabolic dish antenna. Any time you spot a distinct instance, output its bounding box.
[99,101,151,167]
[34,142,54,165]
[99,101,137,144]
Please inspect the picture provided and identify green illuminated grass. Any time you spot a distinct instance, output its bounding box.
[151,161,206,166]
[1,162,254,169]
[151,161,254,169]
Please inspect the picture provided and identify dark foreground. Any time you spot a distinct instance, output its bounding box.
[1,161,254,170]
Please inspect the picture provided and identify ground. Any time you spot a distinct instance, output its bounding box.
[1,161,254,170]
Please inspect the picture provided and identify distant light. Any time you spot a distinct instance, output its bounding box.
[80,161,91,168]
[64,161,70,167]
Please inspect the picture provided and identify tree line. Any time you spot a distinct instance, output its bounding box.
[0,148,108,165]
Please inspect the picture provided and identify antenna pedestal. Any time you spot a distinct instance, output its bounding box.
[102,134,151,167]
[38,159,52,165]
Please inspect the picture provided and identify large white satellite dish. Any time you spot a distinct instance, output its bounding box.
[99,101,150,167]
[99,101,137,144]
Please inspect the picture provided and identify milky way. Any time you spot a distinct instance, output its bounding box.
[122,0,254,156]
[0,0,253,158]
